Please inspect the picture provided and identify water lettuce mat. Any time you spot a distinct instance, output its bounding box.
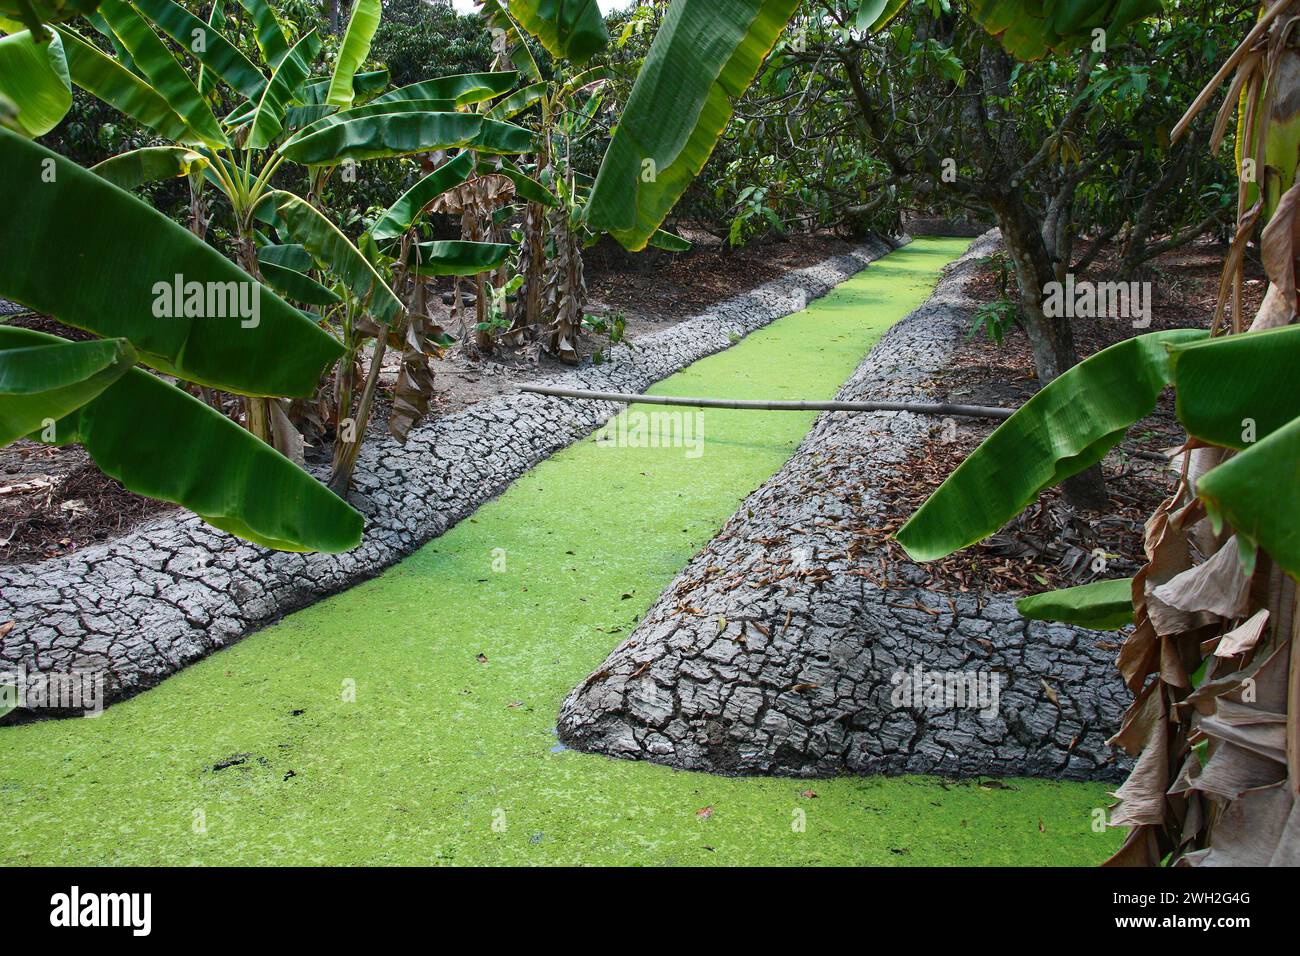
[0,238,1124,865]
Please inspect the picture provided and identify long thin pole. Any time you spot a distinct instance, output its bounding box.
[519,384,1015,420]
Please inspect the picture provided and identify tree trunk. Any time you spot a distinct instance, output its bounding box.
[987,190,1076,379]
[235,236,275,445]
[328,333,387,497]
[987,189,1109,510]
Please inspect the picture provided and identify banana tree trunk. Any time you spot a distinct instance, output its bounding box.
[328,329,387,497]
[236,236,275,446]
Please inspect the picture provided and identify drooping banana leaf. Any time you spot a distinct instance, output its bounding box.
[1197,415,1300,580]
[131,0,266,101]
[258,259,341,307]
[326,0,380,108]
[0,336,135,445]
[1170,325,1300,451]
[487,80,545,120]
[896,329,1207,562]
[97,0,228,148]
[276,192,404,324]
[649,228,691,252]
[90,144,208,190]
[508,0,609,66]
[279,111,533,165]
[404,240,513,276]
[234,0,287,68]
[369,150,476,242]
[0,325,362,553]
[0,28,71,136]
[584,0,801,251]
[57,25,195,144]
[1016,577,1135,630]
[0,129,341,397]
[247,29,321,149]
[371,70,519,107]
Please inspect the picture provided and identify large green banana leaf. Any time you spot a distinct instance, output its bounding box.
[90,144,207,190]
[369,150,476,241]
[0,325,363,553]
[235,0,287,67]
[326,0,379,108]
[57,25,194,144]
[405,240,513,277]
[508,0,608,66]
[896,329,1207,562]
[98,0,228,148]
[371,71,519,107]
[1016,577,1135,630]
[281,97,456,147]
[131,0,266,101]
[0,337,135,445]
[1197,415,1300,580]
[280,111,533,165]
[584,0,800,251]
[969,0,1162,60]
[0,129,341,397]
[0,28,71,136]
[276,192,404,324]
[247,30,320,149]
[1171,325,1300,451]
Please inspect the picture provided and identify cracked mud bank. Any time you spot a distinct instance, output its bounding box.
[557,232,1133,782]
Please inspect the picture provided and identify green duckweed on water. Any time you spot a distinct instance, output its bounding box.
[0,238,1123,865]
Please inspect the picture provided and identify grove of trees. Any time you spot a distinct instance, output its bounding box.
[1,0,1295,866]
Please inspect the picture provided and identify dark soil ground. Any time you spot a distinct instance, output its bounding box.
[854,240,1265,596]
[0,234,1258,571]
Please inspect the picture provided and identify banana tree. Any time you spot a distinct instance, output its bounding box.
[283,69,534,457]
[31,0,531,472]
[479,1,691,361]
[0,126,362,552]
